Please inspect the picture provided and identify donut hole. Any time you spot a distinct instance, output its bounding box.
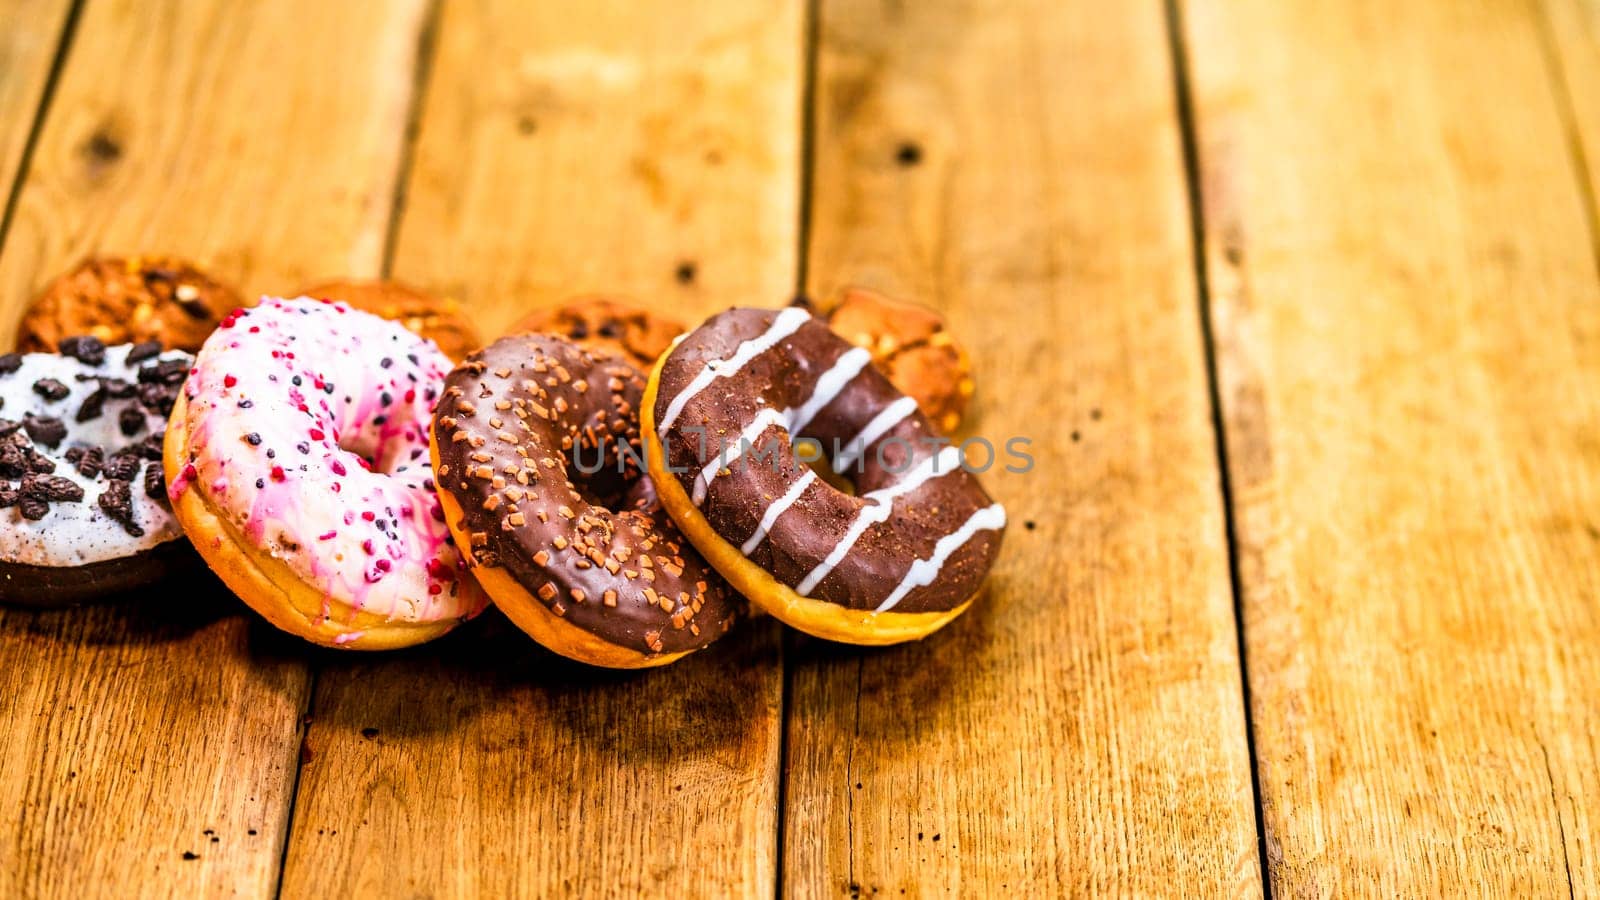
[795,436,856,497]
[320,414,427,477]
[568,431,645,511]
[331,432,380,470]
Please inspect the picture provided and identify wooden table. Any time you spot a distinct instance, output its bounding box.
[0,1,1596,896]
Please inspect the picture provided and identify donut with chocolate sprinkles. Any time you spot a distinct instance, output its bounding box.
[644,307,1005,645]
[430,333,738,668]
[0,337,199,607]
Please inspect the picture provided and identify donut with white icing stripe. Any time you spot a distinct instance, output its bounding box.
[429,333,739,668]
[164,297,488,649]
[644,307,1005,645]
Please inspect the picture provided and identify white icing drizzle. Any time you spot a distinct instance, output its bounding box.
[691,407,786,505]
[874,503,1006,612]
[691,346,871,506]
[833,395,918,474]
[657,307,810,433]
[795,445,965,596]
[788,347,871,435]
[741,468,817,555]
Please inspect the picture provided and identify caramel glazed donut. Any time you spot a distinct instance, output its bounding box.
[645,307,1006,645]
[431,333,739,668]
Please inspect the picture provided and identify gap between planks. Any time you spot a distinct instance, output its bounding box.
[774,2,825,897]
[1161,0,1275,895]
[0,0,85,266]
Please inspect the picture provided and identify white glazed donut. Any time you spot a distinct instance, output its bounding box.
[0,337,196,606]
[164,297,487,648]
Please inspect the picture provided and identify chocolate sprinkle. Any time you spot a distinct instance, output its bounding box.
[21,473,84,503]
[58,335,107,366]
[118,406,145,436]
[76,386,107,422]
[32,378,70,402]
[102,449,140,481]
[0,354,21,375]
[144,461,166,499]
[101,377,136,399]
[97,479,143,536]
[138,358,188,386]
[124,340,163,365]
[22,414,67,449]
[75,446,103,479]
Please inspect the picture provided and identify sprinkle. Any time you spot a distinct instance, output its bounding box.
[270,465,286,482]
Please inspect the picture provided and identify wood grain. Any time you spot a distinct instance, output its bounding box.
[0,0,73,222]
[279,1,804,895]
[0,0,429,338]
[0,1,430,896]
[1543,0,1600,242]
[1182,0,1600,893]
[788,0,1261,895]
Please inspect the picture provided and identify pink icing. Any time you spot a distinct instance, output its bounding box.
[172,297,486,636]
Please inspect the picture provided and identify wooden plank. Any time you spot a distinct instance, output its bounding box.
[0,0,74,221]
[279,1,804,895]
[0,1,428,332]
[0,1,431,896]
[789,0,1261,895]
[1543,0,1600,240]
[1182,0,1600,893]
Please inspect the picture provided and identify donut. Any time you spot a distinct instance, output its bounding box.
[297,278,481,360]
[430,333,738,668]
[643,307,1005,645]
[164,297,487,648]
[508,297,684,372]
[826,287,975,433]
[0,336,197,607]
[20,256,243,354]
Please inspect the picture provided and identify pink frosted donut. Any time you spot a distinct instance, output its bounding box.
[164,296,487,648]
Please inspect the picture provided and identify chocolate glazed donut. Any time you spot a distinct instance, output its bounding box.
[644,307,1005,645]
[430,334,739,667]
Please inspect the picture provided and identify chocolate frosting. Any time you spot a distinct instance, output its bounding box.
[433,334,737,657]
[652,308,1005,614]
